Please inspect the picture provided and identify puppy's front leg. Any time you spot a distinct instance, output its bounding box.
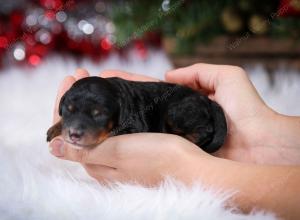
[47,120,62,142]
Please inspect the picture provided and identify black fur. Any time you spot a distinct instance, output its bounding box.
[47,76,227,153]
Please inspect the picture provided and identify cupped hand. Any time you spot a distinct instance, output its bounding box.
[49,64,299,188]
[99,67,282,164]
[165,64,300,164]
[49,132,212,186]
[49,69,212,186]
[48,67,300,217]
[100,66,300,165]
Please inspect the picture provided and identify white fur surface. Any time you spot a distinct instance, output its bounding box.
[1,49,299,220]
[247,65,300,116]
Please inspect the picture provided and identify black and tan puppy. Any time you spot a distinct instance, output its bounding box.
[47,77,227,153]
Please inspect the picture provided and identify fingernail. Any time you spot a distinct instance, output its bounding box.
[49,139,64,157]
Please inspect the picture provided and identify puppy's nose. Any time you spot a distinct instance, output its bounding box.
[68,128,84,142]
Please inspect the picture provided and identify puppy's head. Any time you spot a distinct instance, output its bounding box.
[59,77,119,148]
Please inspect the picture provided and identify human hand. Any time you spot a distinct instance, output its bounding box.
[49,125,300,220]
[166,64,300,164]
[50,131,213,186]
[48,68,300,219]
[49,69,213,186]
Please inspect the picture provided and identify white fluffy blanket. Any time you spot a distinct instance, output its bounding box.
[1,49,299,220]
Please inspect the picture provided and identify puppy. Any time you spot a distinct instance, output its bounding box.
[47,77,227,153]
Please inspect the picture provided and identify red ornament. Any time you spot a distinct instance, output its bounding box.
[278,0,300,16]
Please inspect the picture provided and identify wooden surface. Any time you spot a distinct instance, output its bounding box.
[165,36,300,71]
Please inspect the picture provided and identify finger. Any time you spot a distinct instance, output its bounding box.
[74,68,89,80]
[49,137,117,167]
[53,76,76,123]
[48,133,168,165]
[82,163,118,183]
[165,63,243,92]
[100,70,159,82]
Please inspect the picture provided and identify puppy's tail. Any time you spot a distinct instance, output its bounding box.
[204,101,227,153]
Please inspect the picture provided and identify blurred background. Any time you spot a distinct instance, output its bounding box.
[0,0,300,69]
[0,0,299,115]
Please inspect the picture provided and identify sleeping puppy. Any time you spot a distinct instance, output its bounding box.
[47,77,227,153]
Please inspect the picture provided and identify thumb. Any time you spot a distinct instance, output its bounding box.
[49,137,90,163]
[49,137,116,167]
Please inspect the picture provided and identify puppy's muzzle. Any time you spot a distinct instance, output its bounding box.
[68,127,84,142]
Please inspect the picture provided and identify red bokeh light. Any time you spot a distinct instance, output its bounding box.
[100,38,112,51]
[134,41,148,59]
[45,10,56,20]
[0,36,8,48]
[40,0,63,10]
[28,55,41,66]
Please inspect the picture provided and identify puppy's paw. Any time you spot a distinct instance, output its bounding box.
[47,121,62,142]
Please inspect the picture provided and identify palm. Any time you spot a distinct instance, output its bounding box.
[206,72,277,163]
[101,69,272,163]
[53,66,299,166]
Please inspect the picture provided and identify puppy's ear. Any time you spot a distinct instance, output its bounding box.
[58,94,66,116]
[204,102,227,153]
[47,120,62,142]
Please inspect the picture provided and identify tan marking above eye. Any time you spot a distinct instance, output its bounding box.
[107,121,113,130]
[68,104,74,112]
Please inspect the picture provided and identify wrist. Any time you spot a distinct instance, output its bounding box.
[266,112,300,164]
[275,113,300,147]
[177,150,231,187]
[243,106,300,165]
[185,154,300,219]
